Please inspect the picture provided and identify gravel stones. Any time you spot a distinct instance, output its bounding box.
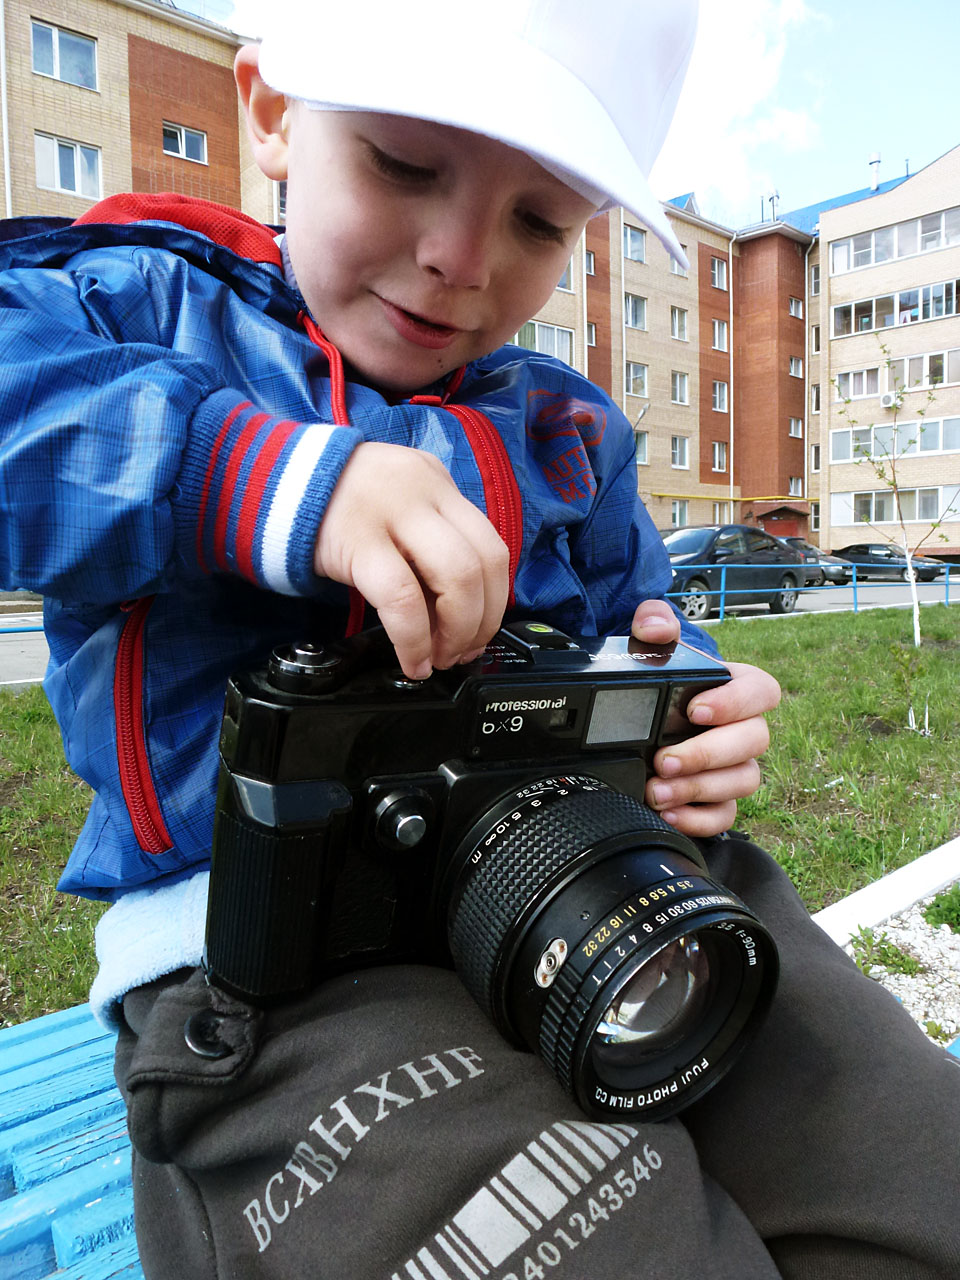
[853,894,960,1044]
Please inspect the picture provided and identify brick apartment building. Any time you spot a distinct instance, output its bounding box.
[2,0,958,559]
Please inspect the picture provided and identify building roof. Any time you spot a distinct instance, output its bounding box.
[667,193,701,216]
[779,176,910,235]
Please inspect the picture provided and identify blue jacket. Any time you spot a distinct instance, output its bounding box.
[0,195,712,902]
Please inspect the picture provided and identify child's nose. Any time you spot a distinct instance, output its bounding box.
[416,207,497,290]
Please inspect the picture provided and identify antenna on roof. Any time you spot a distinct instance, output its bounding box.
[767,190,780,221]
[869,152,881,192]
[905,159,910,177]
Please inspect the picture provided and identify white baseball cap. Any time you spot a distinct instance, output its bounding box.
[256,0,698,267]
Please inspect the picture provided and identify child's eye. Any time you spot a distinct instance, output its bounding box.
[367,143,436,185]
[519,210,567,245]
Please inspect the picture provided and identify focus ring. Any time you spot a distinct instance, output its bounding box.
[449,784,677,1019]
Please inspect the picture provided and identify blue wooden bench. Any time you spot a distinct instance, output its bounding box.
[0,1005,142,1280]
[2,1000,958,1280]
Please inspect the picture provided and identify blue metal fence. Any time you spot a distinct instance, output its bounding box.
[665,563,954,621]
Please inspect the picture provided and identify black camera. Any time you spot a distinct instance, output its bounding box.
[204,622,778,1120]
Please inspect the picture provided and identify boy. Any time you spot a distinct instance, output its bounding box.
[0,2,957,1276]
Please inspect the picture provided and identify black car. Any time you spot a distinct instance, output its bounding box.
[660,524,809,621]
[783,537,852,585]
[832,543,942,582]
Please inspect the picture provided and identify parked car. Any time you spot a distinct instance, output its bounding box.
[832,543,942,582]
[782,537,852,585]
[659,524,809,621]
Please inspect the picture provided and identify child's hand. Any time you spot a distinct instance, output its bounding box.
[314,442,510,679]
[631,601,781,838]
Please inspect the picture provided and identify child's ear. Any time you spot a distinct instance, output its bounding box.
[235,43,288,181]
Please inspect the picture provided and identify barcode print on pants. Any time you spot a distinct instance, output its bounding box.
[390,1121,639,1279]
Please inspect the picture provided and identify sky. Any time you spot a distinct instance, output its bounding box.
[189,0,960,231]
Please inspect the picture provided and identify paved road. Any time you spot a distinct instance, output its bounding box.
[2,580,956,686]
[0,613,47,687]
[696,577,955,624]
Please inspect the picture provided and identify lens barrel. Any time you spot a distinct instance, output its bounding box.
[447,776,777,1121]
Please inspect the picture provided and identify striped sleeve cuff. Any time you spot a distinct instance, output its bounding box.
[175,388,362,595]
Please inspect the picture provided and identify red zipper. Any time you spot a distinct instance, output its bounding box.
[439,403,523,605]
[114,597,173,854]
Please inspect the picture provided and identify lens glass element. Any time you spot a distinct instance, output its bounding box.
[593,935,711,1061]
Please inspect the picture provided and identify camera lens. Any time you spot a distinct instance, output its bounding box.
[594,934,710,1058]
[447,776,777,1121]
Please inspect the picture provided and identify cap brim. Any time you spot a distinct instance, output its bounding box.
[258,19,686,266]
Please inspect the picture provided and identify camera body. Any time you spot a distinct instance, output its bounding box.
[205,622,729,1002]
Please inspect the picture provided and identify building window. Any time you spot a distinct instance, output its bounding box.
[556,260,573,291]
[712,318,728,351]
[811,324,821,354]
[275,180,287,224]
[789,417,804,438]
[623,225,646,262]
[586,321,596,347]
[585,250,595,275]
[671,435,689,468]
[625,361,648,397]
[31,21,97,90]
[713,501,731,523]
[831,417,960,462]
[810,263,820,296]
[34,132,100,198]
[712,380,728,412]
[833,487,949,525]
[835,367,880,400]
[811,501,821,532]
[671,306,688,340]
[162,122,207,164]
[811,383,821,413]
[832,278,960,337]
[671,371,689,405]
[830,209,960,275]
[888,347,960,393]
[516,320,574,366]
[624,292,647,329]
[789,356,803,378]
[811,443,821,472]
[789,296,803,318]
[670,249,688,276]
[634,430,648,465]
[788,476,803,497]
[712,441,728,471]
[671,499,689,527]
[710,256,728,290]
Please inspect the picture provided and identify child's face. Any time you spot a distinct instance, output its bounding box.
[282,107,597,395]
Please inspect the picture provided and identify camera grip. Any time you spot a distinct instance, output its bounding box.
[204,808,332,1003]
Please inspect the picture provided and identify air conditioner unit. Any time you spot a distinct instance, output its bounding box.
[879,391,898,410]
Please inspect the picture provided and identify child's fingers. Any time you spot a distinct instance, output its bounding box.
[652,716,770,782]
[630,599,681,643]
[428,493,510,661]
[685,661,781,727]
[652,799,739,840]
[646,759,762,814]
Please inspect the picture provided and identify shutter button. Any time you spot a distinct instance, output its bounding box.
[184,1009,231,1060]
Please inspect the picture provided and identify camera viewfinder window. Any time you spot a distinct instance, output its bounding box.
[586,687,657,746]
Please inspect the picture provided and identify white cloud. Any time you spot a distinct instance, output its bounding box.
[650,0,826,226]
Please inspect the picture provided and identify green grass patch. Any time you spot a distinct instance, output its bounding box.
[712,605,960,911]
[849,925,924,977]
[0,684,103,1027]
[923,882,960,933]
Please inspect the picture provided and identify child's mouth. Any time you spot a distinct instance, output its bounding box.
[379,297,461,350]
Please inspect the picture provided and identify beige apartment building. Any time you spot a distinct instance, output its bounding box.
[795,146,960,559]
[0,0,275,223]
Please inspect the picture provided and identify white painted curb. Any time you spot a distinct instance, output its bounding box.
[811,834,960,947]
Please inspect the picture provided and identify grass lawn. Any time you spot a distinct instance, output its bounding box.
[1,603,958,1026]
